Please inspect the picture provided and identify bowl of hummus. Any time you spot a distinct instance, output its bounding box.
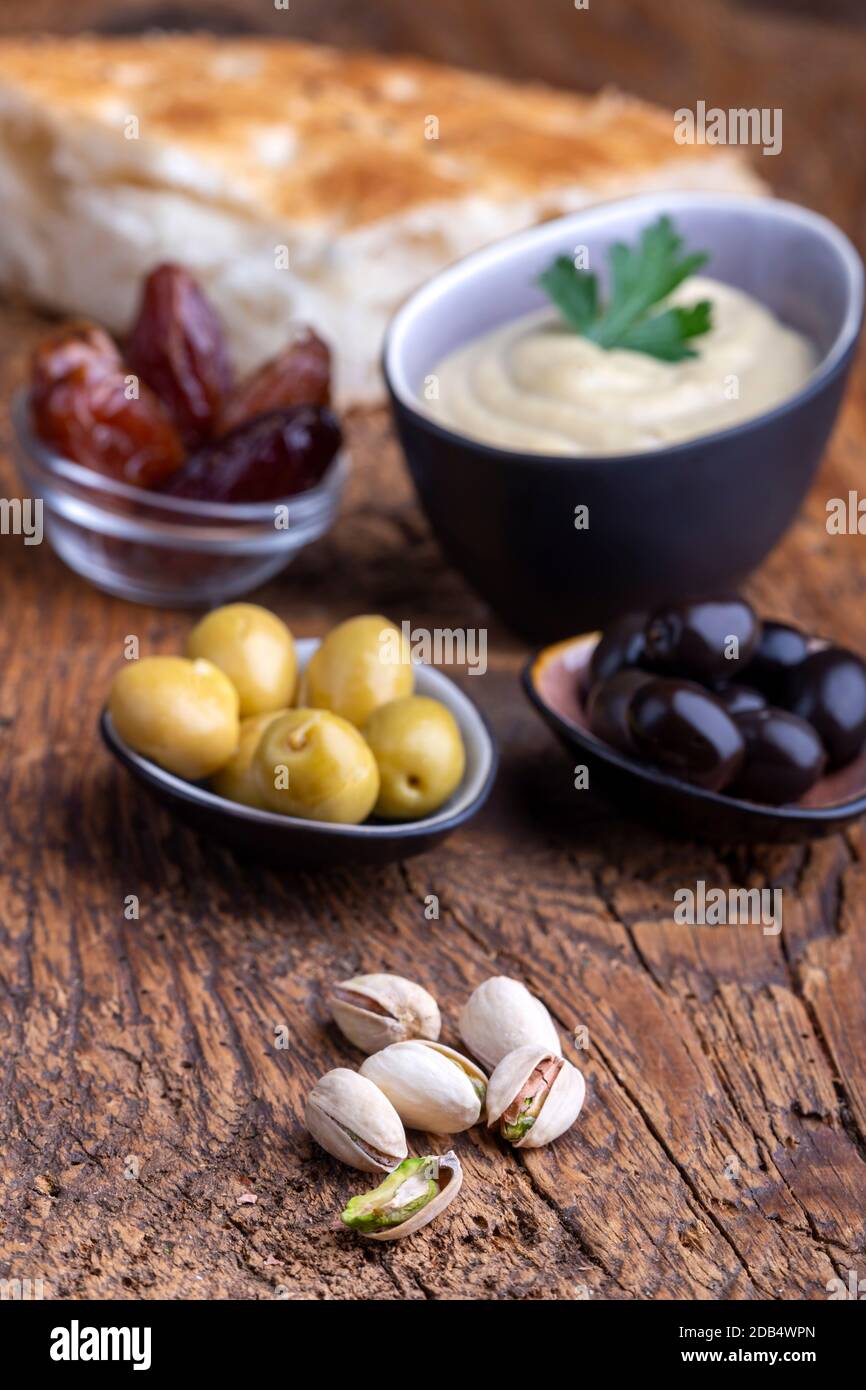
[383,193,862,642]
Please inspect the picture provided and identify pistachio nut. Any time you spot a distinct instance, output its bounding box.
[360,1039,488,1133]
[458,976,562,1069]
[305,1067,408,1173]
[326,972,441,1054]
[340,1151,463,1241]
[486,1045,585,1149]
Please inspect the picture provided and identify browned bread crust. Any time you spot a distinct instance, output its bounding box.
[0,33,760,227]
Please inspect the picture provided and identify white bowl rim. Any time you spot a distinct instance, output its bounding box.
[103,638,498,839]
[383,191,864,465]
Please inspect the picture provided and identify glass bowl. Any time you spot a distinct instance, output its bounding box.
[11,390,349,606]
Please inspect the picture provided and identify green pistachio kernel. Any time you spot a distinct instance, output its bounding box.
[502,1115,535,1143]
[341,1157,438,1233]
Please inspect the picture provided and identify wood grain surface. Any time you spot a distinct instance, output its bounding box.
[1,0,866,1302]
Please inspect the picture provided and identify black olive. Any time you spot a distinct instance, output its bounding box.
[644,598,761,682]
[587,670,653,754]
[783,646,866,768]
[588,612,648,688]
[628,678,745,791]
[742,621,811,699]
[728,707,826,804]
[713,684,767,718]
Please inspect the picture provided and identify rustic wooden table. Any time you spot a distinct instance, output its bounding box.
[1,0,865,1301]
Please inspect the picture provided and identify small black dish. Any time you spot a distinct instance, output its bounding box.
[101,639,498,868]
[384,193,863,643]
[523,632,866,842]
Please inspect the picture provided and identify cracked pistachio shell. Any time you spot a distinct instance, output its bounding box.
[304,1067,407,1173]
[486,1045,585,1149]
[458,976,562,1069]
[347,1151,464,1242]
[360,1040,487,1134]
[327,973,441,1054]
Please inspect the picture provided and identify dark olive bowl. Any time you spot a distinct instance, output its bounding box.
[523,632,866,843]
[100,639,498,868]
[384,193,863,644]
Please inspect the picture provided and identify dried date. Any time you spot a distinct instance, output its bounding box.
[32,326,186,487]
[219,328,331,431]
[31,323,122,388]
[126,263,233,447]
[161,405,341,503]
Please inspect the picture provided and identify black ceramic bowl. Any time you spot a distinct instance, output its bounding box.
[384,193,863,644]
[523,632,866,842]
[101,639,498,868]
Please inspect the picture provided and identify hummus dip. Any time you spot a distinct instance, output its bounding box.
[423,276,815,455]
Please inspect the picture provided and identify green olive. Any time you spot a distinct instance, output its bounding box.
[211,709,288,807]
[254,708,380,824]
[302,614,413,727]
[109,656,240,780]
[187,603,297,717]
[363,696,465,819]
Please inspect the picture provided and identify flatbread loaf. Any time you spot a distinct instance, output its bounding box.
[0,34,764,404]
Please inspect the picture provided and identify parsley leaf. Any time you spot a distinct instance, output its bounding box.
[538,215,713,361]
[617,301,713,361]
[537,256,598,334]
